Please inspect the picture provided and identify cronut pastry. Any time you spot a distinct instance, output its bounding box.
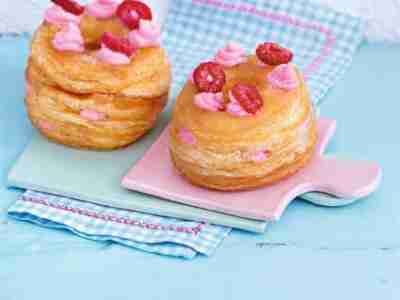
[169,42,317,191]
[26,0,171,150]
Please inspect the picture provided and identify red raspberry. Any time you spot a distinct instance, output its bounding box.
[101,32,136,57]
[51,0,85,15]
[116,0,153,30]
[256,42,293,65]
[193,62,226,93]
[231,83,263,114]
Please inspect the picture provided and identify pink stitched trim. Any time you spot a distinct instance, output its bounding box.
[21,195,203,235]
[192,0,337,78]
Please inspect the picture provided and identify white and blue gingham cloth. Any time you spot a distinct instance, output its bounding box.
[164,0,366,105]
[8,0,365,258]
[8,191,231,259]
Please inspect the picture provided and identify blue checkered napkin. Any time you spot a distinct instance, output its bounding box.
[7,0,364,259]
[8,191,231,259]
[163,0,365,105]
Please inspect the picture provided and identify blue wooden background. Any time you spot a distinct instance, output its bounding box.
[0,37,399,299]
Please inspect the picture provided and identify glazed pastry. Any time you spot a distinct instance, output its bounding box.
[26,0,170,150]
[169,42,317,191]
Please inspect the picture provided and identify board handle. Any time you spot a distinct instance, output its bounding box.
[305,157,382,199]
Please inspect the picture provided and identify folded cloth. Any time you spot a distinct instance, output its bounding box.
[315,0,400,43]
[6,0,399,43]
[8,191,231,259]
[164,0,366,104]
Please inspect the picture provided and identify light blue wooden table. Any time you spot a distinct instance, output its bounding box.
[1,37,399,299]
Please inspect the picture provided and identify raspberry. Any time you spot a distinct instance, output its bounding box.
[256,42,293,66]
[116,0,152,30]
[193,62,226,93]
[231,83,263,114]
[51,0,85,15]
[101,32,136,57]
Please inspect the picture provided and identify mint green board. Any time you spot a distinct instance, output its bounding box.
[7,112,363,232]
[7,106,363,232]
[7,113,268,232]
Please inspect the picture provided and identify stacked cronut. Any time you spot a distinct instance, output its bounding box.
[26,0,171,150]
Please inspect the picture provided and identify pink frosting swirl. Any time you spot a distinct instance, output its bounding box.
[86,0,120,19]
[128,19,161,48]
[96,44,132,65]
[214,42,247,67]
[194,92,225,112]
[178,128,197,145]
[267,64,299,91]
[250,150,269,162]
[38,120,55,132]
[44,5,81,26]
[26,81,34,98]
[226,91,251,117]
[52,23,84,52]
[80,109,106,121]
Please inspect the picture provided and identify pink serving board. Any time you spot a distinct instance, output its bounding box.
[122,118,382,221]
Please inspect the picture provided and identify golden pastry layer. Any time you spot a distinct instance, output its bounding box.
[26,63,168,150]
[26,16,171,150]
[31,23,170,96]
[79,14,129,47]
[169,56,317,191]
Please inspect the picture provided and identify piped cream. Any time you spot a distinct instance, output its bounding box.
[38,120,55,131]
[267,64,299,90]
[86,0,120,19]
[52,23,85,52]
[178,128,197,145]
[214,42,247,67]
[128,19,161,48]
[96,44,132,65]
[80,109,106,121]
[44,5,81,26]
[193,92,224,112]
